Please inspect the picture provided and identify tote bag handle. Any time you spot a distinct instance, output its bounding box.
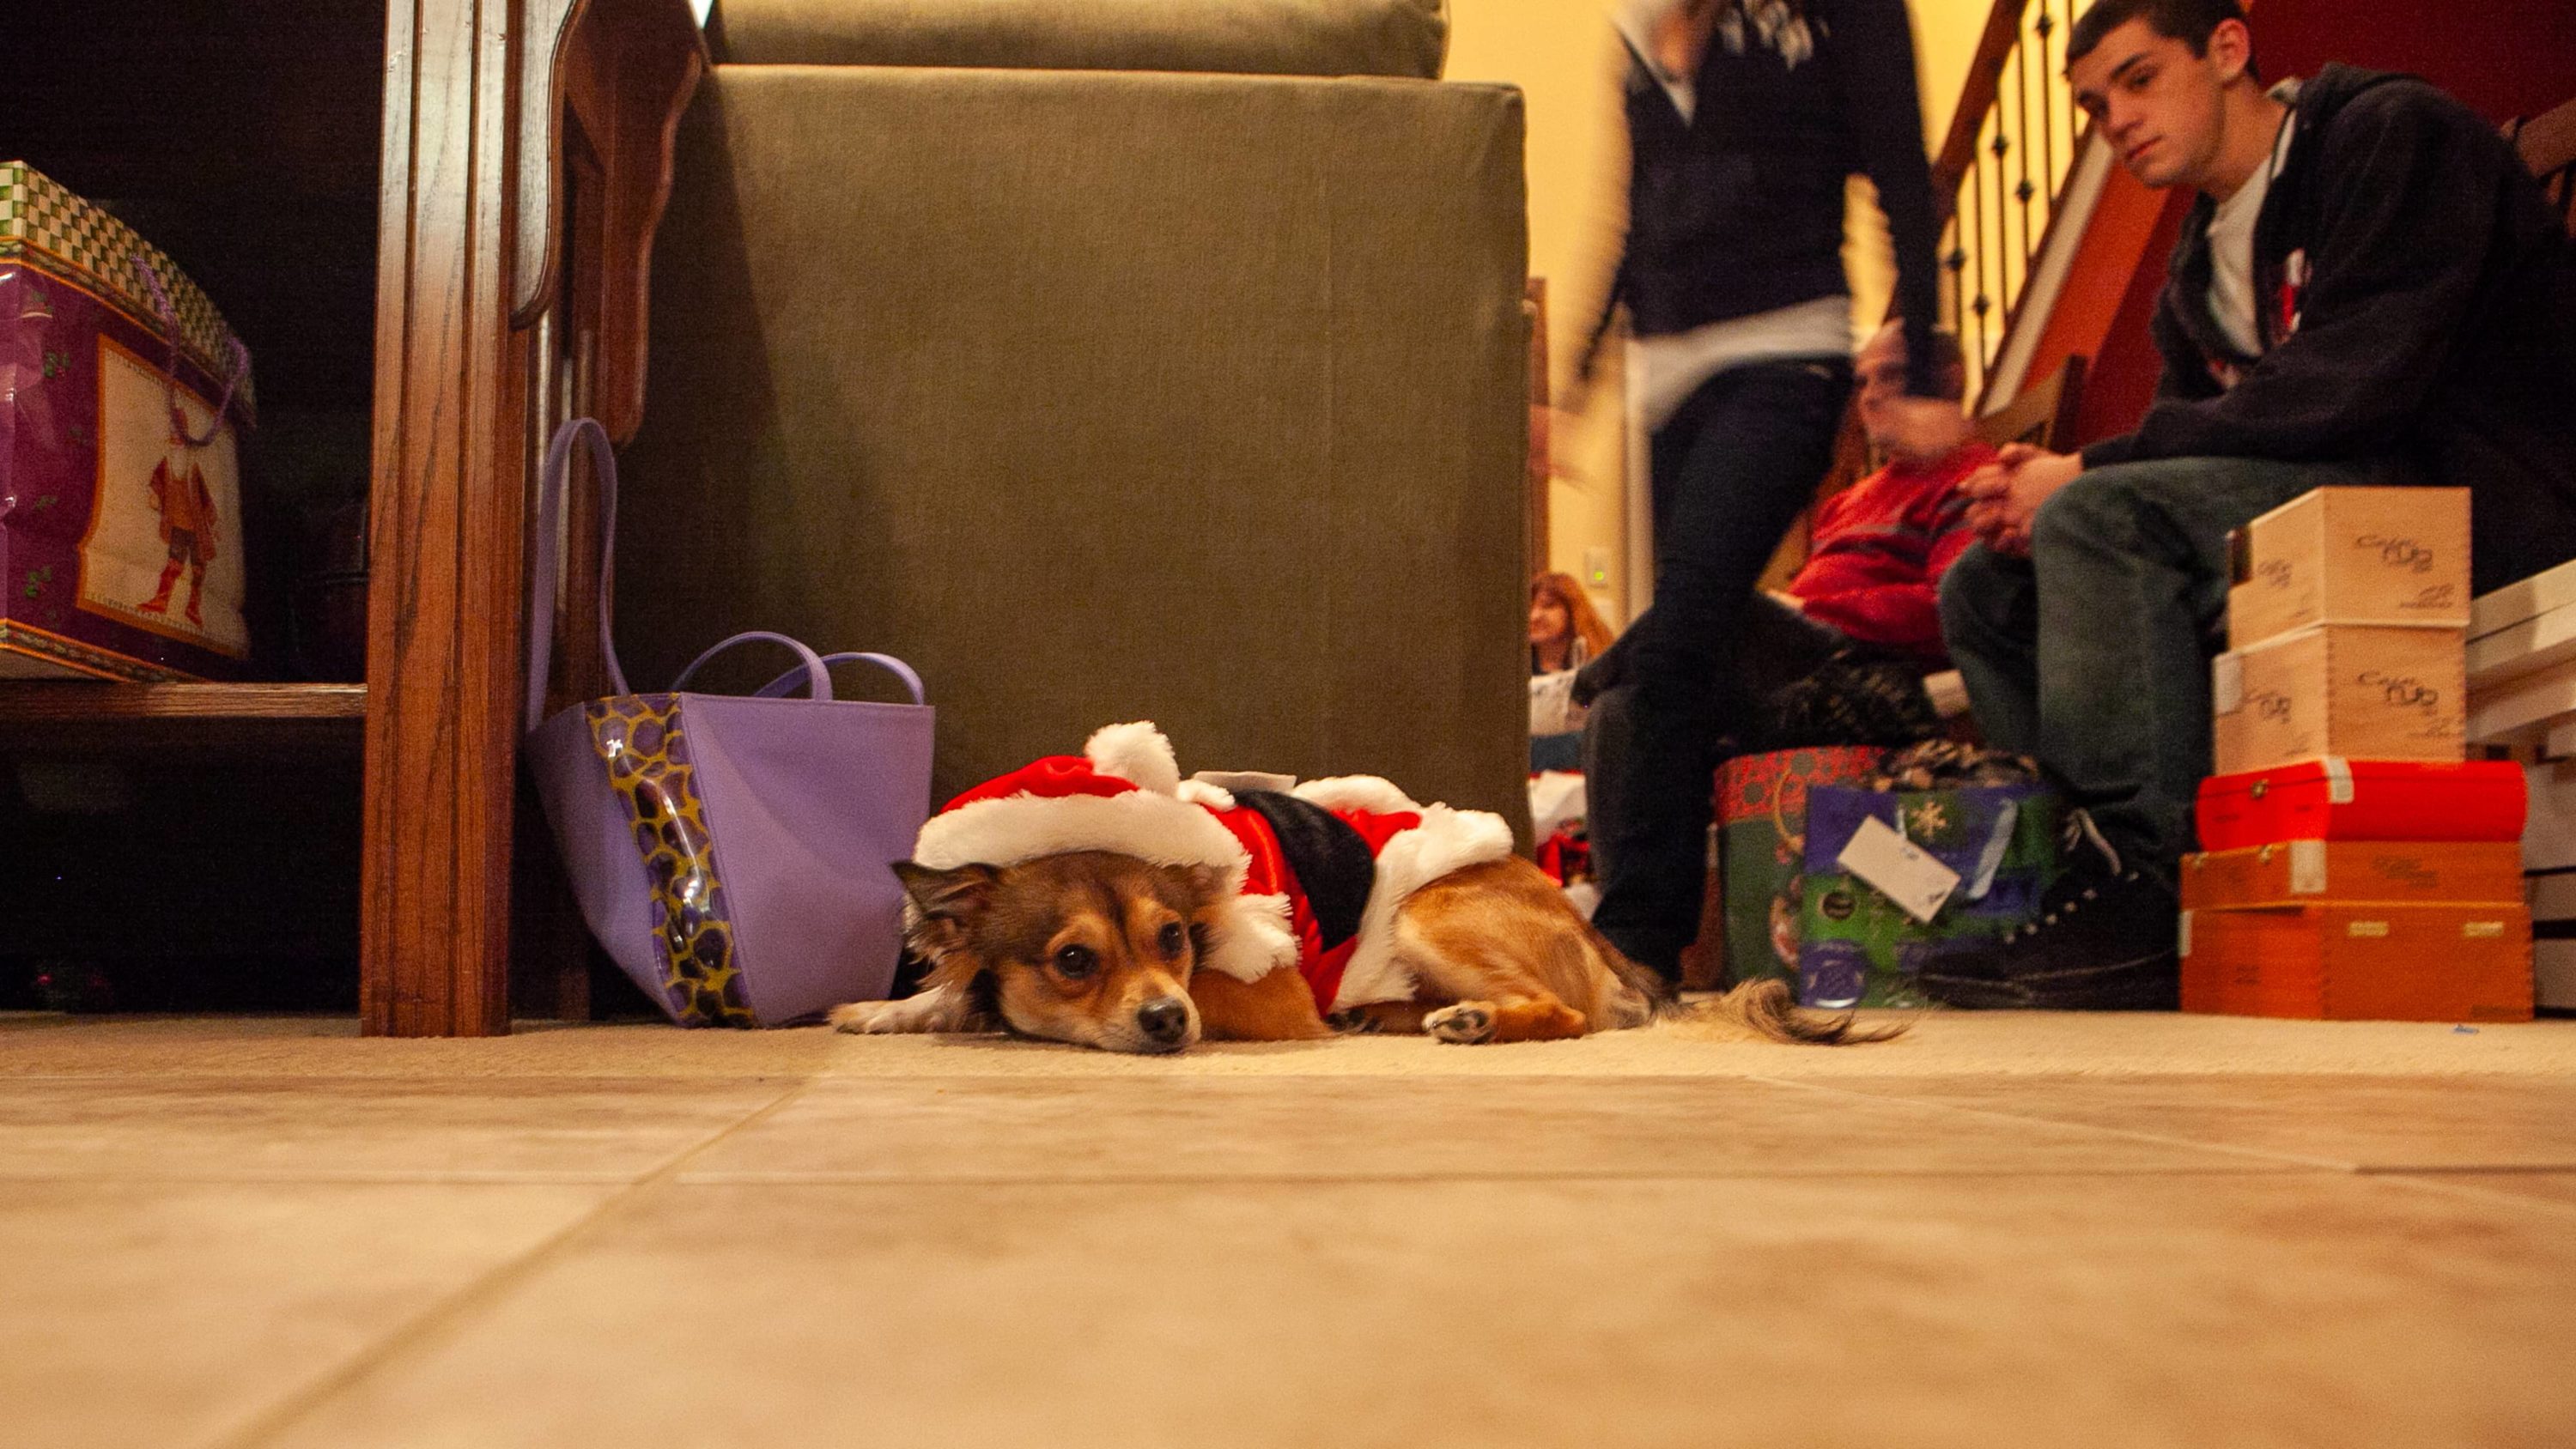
[667,632,842,700]
[527,419,871,732]
[526,418,633,733]
[746,652,927,706]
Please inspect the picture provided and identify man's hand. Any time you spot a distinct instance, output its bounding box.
[1959,445,2083,557]
[1877,397,1973,464]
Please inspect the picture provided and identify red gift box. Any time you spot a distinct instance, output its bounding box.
[2180,901,2534,1022]
[2195,758,2525,852]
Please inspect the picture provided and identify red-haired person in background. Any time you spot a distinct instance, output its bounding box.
[1530,572,1615,677]
[1529,572,1619,755]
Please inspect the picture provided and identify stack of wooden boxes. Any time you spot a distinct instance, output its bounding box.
[2186,488,2535,1022]
[2464,557,2576,1011]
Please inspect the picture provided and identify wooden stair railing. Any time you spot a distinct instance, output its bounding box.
[1932,0,2095,407]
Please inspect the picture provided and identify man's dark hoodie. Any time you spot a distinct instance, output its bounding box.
[2082,64,2576,592]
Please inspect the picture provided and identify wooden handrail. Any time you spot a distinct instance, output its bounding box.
[1933,0,2099,405]
[1934,0,2035,220]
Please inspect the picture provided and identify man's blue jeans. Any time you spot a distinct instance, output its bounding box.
[1937,455,2379,883]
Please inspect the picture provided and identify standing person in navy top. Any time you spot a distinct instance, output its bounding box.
[1580,322,1988,943]
[1575,0,1965,985]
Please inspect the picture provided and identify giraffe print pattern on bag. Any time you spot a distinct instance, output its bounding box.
[587,695,755,1027]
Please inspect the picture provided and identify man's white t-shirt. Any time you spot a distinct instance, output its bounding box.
[2207,89,2302,363]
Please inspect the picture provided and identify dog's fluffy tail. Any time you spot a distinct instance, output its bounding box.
[1577,908,1902,1045]
[1660,978,1910,1046]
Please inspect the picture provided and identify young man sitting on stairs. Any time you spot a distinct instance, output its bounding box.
[1930,0,2576,1010]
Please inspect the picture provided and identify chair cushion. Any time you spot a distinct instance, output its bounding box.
[709,0,1448,78]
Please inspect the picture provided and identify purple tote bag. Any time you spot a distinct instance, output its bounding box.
[524,419,934,1026]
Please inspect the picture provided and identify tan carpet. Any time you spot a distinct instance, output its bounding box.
[5,1008,2571,1079]
[9,1009,2576,1446]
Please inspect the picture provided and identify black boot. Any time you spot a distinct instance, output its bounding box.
[1919,809,2182,1010]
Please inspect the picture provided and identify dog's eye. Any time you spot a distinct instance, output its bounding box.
[1053,944,1097,980]
[1157,922,1186,957]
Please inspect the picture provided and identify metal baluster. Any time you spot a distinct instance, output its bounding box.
[2036,0,2059,199]
[1945,215,1966,344]
[1970,138,1991,385]
[1944,202,1970,362]
[2014,25,2036,268]
[1988,104,2009,372]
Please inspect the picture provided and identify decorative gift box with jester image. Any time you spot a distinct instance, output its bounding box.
[2,161,255,680]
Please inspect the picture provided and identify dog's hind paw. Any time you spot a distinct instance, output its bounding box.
[1424,1003,1494,1045]
[1325,1009,1380,1035]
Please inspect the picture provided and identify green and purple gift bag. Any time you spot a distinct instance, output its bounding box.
[1715,748,1890,989]
[1793,784,2063,1008]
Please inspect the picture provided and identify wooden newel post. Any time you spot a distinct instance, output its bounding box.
[361,0,701,1035]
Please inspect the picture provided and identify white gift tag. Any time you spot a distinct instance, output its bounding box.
[2213,653,2245,715]
[1837,815,1961,925]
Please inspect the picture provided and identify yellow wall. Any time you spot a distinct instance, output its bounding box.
[1442,3,1636,618]
[1443,0,1993,623]
[1915,0,1997,146]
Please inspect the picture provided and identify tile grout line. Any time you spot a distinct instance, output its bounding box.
[1745,1074,2369,1173]
[0,1170,653,1185]
[662,1166,2335,1188]
[0,1071,823,1083]
[2361,1170,2576,1220]
[2358,1163,2576,1175]
[203,1076,825,1449]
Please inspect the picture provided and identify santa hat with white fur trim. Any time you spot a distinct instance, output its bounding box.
[908,723,1298,984]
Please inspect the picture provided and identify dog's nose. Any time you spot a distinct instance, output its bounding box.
[1136,997,1190,1045]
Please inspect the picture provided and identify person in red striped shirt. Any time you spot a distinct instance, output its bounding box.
[1782,326,1994,655]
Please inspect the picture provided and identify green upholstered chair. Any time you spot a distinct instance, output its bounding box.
[617,0,1533,832]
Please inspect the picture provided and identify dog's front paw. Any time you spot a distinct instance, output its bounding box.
[829,1000,906,1034]
[832,983,973,1035]
[1325,1009,1381,1035]
[1424,1003,1495,1045]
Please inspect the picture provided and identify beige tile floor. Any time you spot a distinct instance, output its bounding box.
[7,1011,2576,1448]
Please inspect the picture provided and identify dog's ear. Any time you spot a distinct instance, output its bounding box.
[1163,864,1232,972]
[1170,862,1230,912]
[890,861,999,950]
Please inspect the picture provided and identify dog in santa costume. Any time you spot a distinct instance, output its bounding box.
[831,723,1887,1053]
